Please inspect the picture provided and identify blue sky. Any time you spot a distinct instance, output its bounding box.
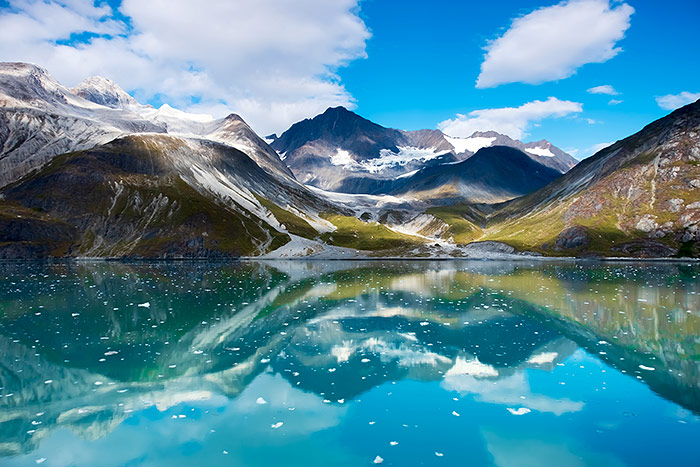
[339,0,700,157]
[0,0,698,158]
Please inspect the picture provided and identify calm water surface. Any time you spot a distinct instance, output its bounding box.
[0,260,698,466]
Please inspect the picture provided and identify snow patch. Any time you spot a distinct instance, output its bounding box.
[525,146,555,158]
[445,135,496,153]
[330,146,444,174]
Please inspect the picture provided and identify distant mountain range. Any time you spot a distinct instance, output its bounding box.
[0,62,698,258]
[270,106,577,193]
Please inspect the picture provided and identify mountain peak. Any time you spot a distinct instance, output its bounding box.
[0,61,50,77]
[322,105,353,116]
[71,76,139,109]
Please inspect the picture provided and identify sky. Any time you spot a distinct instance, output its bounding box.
[0,0,698,159]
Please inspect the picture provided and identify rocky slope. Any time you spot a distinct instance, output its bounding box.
[0,133,343,258]
[480,99,700,257]
[271,106,576,193]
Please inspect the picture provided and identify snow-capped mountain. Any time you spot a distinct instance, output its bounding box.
[0,62,163,187]
[271,106,577,193]
[0,62,345,258]
[0,62,294,188]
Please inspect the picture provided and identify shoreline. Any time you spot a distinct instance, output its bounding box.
[1,256,698,263]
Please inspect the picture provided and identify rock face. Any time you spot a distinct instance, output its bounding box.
[487,99,700,257]
[0,202,76,258]
[554,226,589,251]
[271,106,576,193]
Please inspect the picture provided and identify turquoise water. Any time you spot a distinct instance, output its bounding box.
[0,260,698,466]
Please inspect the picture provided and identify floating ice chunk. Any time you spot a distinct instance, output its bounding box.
[639,365,655,371]
[373,456,384,464]
[137,302,150,308]
[35,459,46,464]
[44,380,53,384]
[390,441,398,446]
[507,407,531,415]
[256,397,267,405]
[452,411,460,417]
[435,452,444,457]
[104,351,119,356]
[271,422,284,429]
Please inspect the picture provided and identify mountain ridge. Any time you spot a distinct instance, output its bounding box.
[0,62,698,258]
[271,105,577,193]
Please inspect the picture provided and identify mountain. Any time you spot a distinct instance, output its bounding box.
[389,146,562,204]
[0,62,162,187]
[0,133,345,258]
[0,63,364,258]
[271,106,576,193]
[479,99,700,257]
[1,62,697,259]
[447,130,579,173]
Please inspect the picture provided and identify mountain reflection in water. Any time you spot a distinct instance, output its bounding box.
[0,260,698,466]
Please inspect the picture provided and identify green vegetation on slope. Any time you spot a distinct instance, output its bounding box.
[320,213,422,251]
[425,205,484,245]
[254,194,319,239]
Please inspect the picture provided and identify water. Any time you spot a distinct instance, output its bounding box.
[0,260,698,466]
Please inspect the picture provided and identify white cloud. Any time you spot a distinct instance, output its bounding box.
[589,141,614,154]
[437,97,583,140]
[476,0,634,88]
[587,84,619,95]
[608,99,623,105]
[0,0,370,134]
[656,91,700,111]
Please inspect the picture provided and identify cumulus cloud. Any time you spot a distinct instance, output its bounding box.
[656,91,700,111]
[437,97,583,140]
[476,0,634,88]
[0,0,370,134]
[587,85,619,95]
